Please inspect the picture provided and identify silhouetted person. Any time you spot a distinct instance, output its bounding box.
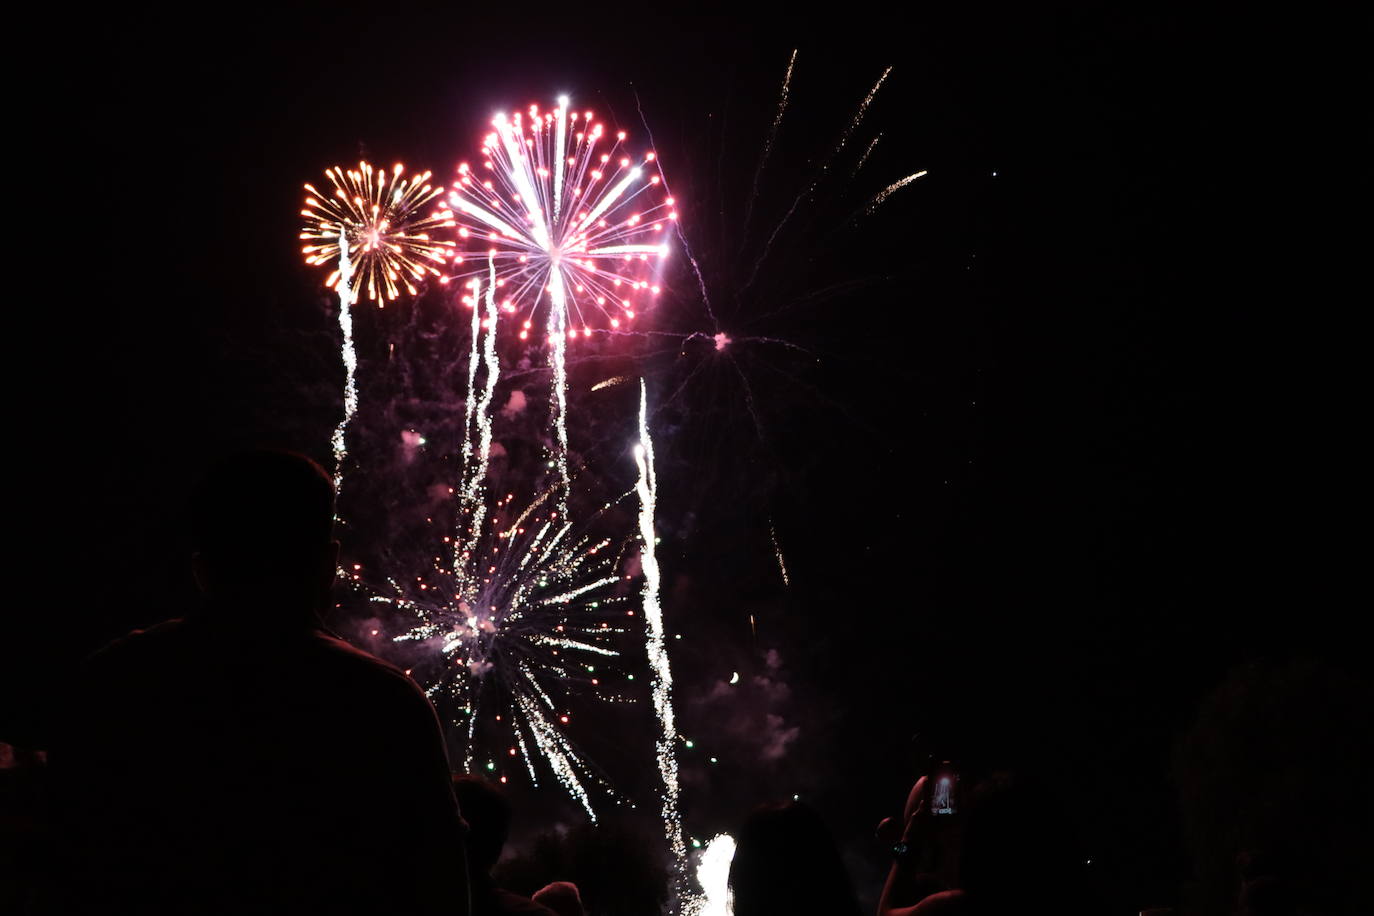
[48,450,469,915]
[453,776,556,916]
[1174,658,1374,915]
[727,800,863,916]
[878,773,1089,916]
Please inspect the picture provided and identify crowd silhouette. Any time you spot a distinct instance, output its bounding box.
[1,451,1367,914]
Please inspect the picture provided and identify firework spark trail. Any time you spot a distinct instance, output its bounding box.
[591,375,633,392]
[635,91,719,330]
[516,690,596,818]
[854,133,883,177]
[634,380,688,892]
[830,66,892,173]
[455,257,503,578]
[462,266,482,471]
[548,276,572,517]
[743,49,798,232]
[743,67,894,293]
[769,520,791,587]
[330,231,358,492]
[863,170,930,215]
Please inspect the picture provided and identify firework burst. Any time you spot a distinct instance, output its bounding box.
[445,98,673,338]
[445,98,674,502]
[301,161,455,304]
[370,486,638,817]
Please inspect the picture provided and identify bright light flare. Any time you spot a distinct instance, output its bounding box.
[684,834,737,916]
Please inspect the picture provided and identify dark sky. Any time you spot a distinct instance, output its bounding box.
[7,6,1365,911]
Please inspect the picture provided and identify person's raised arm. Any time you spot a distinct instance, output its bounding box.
[877,776,960,916]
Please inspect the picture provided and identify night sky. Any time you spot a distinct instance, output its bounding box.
[6,7,1366,911]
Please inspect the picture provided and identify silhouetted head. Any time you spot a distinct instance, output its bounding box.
[190,450,337,618]
[452,775,511,876]
[728,800,862,916]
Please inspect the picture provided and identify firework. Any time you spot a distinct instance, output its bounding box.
[302,161,455,304]
[375,486,636,818]
[743,63,895,291]
[861,170,928,216]
[768,519,791,588]
[330,231,359,492]
[635,380,688,886]
[300,161,455,487]
[744,48,797,230]
[853,133,882,177]
[455,256,502,574]
[445,98,673,500]
[684,833,736,916]
[630,51,928,476]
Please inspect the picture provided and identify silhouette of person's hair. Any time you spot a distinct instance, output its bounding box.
[728,800,863,916]
[190,449,336,602]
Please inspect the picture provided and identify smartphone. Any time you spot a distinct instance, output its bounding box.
[928,760,959,816]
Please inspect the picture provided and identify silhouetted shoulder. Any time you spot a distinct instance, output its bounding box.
[84,617,193,662]
[304,630,432,701]
[912,889,969,914]
[489,888,560,915]
[309,629,409,676]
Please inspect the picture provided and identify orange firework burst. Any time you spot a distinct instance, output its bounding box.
[300,161,456,304]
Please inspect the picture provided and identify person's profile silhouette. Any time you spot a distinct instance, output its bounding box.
[50,450,470,915]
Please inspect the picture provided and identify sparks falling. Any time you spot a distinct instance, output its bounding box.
[455,256,502,573]
[330,231,358,492]
[635,380,688,887]
[446,97,673,501]
[864,170,929,215]
[376,487,634,817]
[744,48,797,229]
[769,520,791,587]
[300,161,455,487]
[742,62,901,292]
